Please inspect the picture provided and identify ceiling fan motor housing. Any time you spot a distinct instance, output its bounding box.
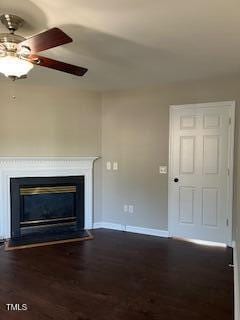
[0,33,31,61]
[0,14,29,57]
[0,14,24,32]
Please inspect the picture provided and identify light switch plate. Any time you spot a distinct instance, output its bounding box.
[124,205,128,212]
[113,162,118,170]
[128,205,134,213]
[159,166,168,174]
[106,161,111,170]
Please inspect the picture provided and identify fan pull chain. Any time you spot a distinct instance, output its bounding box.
[10,79,16,100]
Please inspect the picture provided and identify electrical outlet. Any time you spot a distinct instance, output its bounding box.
[159,166,167,174]
[106,161,111,170]
[128,205,134,213]
[113,162,118,171]
[124,205,128,212]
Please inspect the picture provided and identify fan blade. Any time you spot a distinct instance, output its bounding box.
[30,55,88,76]
[18,28,72,53]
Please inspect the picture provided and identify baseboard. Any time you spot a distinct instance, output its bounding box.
[233,241,240,320]
[93,222,169,238]
[125,225,169,237]
[93,222,126,231]
[92,222,105,229]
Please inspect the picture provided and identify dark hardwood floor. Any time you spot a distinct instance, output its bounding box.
[0,229,233,320]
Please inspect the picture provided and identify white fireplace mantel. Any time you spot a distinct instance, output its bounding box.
[0,157,99,239]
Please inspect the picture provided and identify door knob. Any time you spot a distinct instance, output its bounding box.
[174,178,179,182]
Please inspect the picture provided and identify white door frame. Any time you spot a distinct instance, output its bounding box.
[168,101,235,246]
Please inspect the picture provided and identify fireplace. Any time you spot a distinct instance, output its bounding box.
[10,176,87,246]
[0,157,97,242]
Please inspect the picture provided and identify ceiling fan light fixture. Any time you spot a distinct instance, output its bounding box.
[0,55,33,78]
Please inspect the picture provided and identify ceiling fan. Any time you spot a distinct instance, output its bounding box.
[0,14,88,80]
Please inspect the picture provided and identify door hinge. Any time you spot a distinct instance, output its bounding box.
[226,219,229,227]
[229,117,232,125]
[227,168,230,176]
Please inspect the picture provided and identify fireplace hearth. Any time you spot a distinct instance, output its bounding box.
[9,176,89,247]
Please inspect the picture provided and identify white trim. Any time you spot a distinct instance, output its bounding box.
[0,157,98,162]
[0,157,99,239]
[168,100,235,110]
[93,222,169,238]
[168,101,235,245]
[168,102,174,238]
[93,222,125,231]
[227,103,235,246]
[233,241,240,320]
[126,225,169,237]
[92,222,104,229]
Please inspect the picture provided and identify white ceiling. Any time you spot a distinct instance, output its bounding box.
[1,0,240,91]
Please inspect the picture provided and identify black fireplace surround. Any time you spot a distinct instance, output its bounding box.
[10,176,86,246]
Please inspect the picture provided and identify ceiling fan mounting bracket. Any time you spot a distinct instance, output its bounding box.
[0,14,24,32]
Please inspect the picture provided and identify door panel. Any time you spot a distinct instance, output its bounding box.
[180,116,196,129]
[203,114,221,129]
[169,102,234,244]
[203,135,220,175]
[179,187,195,224]
[202,188,218,227]
[180,136,195,174]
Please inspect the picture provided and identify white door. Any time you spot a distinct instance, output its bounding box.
[168,101,235,245]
